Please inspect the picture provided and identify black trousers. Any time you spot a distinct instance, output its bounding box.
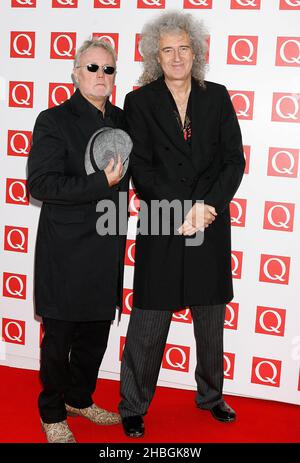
[39,317,111,423]
[119,305,226,418]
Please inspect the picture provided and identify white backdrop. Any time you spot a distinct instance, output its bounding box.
[0,0,300,406]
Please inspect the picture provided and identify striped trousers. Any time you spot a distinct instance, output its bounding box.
[119,304,226,418]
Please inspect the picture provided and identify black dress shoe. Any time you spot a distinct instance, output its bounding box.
[210,401,236,423]
[122,415,144,438]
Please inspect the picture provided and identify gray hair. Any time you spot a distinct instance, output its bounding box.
[138,11,208,87]
[73,38,117,69]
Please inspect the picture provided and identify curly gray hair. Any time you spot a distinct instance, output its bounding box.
[138,10,208,87]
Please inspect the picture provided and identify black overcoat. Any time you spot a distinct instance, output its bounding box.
[28,89,128,321]
[125,77,245,311]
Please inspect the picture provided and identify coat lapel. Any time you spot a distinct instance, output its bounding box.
[69,89,102,142]
[190,78,213,170]
[150,78,192,158]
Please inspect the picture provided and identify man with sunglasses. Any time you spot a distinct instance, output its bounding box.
[28,39,128,443]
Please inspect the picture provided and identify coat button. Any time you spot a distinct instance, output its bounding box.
[178,162,183,166]
[165,146,170,150]
[181,177,187,182]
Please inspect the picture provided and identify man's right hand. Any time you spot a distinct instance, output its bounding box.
[104,156,123,187]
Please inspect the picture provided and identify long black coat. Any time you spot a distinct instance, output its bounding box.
[125,77,245,311]
[28,89,128,321]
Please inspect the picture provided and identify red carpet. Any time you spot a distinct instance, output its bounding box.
[0,365,299,443]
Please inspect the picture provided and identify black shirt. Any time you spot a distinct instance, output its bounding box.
[167,86,192,145]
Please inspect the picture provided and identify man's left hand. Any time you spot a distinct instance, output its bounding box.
[178,203,217,236]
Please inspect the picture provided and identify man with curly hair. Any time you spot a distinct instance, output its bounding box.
[119,11,245,438]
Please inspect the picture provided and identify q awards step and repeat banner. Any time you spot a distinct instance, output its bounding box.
[0,0,299,406]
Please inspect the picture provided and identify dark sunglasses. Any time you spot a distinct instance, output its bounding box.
[76,63,116,74]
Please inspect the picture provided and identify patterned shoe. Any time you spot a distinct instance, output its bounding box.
[41,419,76,443]
[65,403,121,425]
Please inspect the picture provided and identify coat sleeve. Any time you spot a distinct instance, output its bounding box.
[191,86,245,213]
[27,110,111,205]
[125,93,189,203]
